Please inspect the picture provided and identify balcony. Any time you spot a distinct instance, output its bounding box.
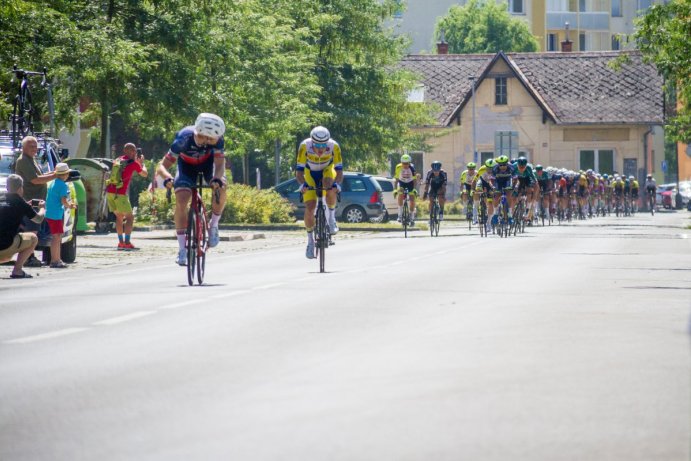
[547,11,610,31]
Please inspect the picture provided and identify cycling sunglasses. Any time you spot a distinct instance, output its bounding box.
[313,142,328,149]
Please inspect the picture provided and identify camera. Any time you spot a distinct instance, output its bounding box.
[30,199,42,209]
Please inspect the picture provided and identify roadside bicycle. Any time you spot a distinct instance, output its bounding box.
[185,172,220,286]
[9,66,46,147]
[429,193,441,237]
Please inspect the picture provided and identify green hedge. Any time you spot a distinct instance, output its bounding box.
[414,198,465,215]
[137,184,295,224]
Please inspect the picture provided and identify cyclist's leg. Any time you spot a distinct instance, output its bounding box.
[437,186,446,216]
[322,167,338,231]
[173,164,195,262]
[302,170,319,258]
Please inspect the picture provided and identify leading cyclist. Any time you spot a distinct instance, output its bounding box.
[295,126,343,259]
[157,113,228,265]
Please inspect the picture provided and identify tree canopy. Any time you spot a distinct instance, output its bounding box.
[0,0,434,179]
[634,0,691,143]
[433,0,539,54]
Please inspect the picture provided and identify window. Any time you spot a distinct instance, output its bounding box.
[495,78,507,105]
[611,0,622,16]
[509,0,524,14]
[481,152,494,164]
[547,33,558,51]
[579,0,586,12]
[579,149,614,174]
[376,179,394,192]
[343,177,367,192]
[579,32,587,51]
[611,34,621,50]
[637,0,652,13]
[495,131,519,157]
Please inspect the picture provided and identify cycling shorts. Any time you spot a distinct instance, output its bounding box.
[428,185,446,199]
[398,181,416,194]
[496,177,512,190]
[174,157,215,191]
[538,180,550,192]
[517,176,535,189]
[303,165,337,202]
[631,189,639,199]
[577,185,587,198]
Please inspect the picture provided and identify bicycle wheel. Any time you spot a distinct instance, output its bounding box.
[466,199,472,230]
[402,200,409,238]
[317,205,328,273]
[479,199,487,237]
[434,203,440,237]
[196,205,207,285]
[186,207,197,286]
[429,203,436,237]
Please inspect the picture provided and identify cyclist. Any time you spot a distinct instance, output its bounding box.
[644,174,657,210]
[394,154,418,224]
[491,155,517,225]
[629,175,640,212]
[296,126,343,259]
[422,161,448,220]
[473,159,495,230]
[157,113,228,266]
[575,170,589,217]
[535,165,552,220]
[612,174,625,211]
[514,157,538,221]
[459,162,477,223]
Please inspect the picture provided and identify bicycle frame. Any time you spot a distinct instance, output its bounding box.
[185,173,219,285]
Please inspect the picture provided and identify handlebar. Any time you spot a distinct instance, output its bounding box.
[11,65,47,80]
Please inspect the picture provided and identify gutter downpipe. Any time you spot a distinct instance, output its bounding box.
[642,126,653,211]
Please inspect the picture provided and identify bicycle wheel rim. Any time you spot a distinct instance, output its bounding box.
[196,210,207,285]
[186,209,196,286]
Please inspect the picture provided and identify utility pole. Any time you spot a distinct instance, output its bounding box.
[469,76,477,164]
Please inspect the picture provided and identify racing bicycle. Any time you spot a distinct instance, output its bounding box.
[429,192,441,237]
[185,172,220,285]
[9,66,47,147]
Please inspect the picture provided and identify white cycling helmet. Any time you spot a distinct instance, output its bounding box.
[195,113,225,138]
[310,126,330,143]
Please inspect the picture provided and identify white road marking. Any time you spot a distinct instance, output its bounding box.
[92,311,157,326]
[3,328,89,345]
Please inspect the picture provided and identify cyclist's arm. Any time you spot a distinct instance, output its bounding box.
[213,155,226,182]
[157,156,175,181]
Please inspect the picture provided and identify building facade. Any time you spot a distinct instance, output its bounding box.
[399,50,665,199]
[393,0,667,53]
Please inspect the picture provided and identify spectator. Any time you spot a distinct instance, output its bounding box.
[105,143,148,250]
[0,175,45,278]
[14,135,56,267]
[45,163,76,268]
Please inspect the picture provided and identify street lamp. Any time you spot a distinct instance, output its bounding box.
[468,76,477,164]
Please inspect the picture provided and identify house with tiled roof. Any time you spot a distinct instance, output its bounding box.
[400,49,665,198]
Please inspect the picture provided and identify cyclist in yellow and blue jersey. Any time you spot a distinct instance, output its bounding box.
[295,126,343,259]
[394,154,418,223]
[459,162,477,223]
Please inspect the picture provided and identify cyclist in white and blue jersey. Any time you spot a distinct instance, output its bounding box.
[157,113,228,265]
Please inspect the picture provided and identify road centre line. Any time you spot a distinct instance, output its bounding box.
[3,328,90,345]
[92,311,158,326]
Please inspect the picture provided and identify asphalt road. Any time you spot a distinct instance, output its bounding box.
[1,212,689,460]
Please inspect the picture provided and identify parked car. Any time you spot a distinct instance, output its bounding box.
[373,176,397,221]
[0,134,80,262]
[657,182,691,209]
[274,171,385,223]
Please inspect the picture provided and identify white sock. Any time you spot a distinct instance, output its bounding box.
[328,207,336,222]
[307,231,314,243]
[177,232,186,251]
[398,206,402,217]
[210,213,221,228]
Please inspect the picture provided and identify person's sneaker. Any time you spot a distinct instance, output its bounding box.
[396,215,402,223]
[305,241,316,259]
[208,226,220,248]
[329,219,339,234]
[122,242,136,251]
[176,249,187,266]
[25,254,42,267]
[117,242,126,251]
[439,212,444,221]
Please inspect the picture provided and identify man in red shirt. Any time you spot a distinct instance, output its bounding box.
[106,143,148,250]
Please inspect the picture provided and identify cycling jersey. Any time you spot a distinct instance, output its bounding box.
[165,126,224,166]
[491,163,516,189]
[296,138,343,173]
[645,179,657,191]
[394,163,416,184]
[536,171,551,191]
[425,170,447,189]
[577,174,588,187]
[631,180,639,190]
[459,169,477,186]
[515,164,537,184]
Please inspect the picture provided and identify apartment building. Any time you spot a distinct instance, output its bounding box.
[393,0,666,53]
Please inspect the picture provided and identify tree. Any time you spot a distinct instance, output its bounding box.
[635,0,691,143]
[434,0,539,54]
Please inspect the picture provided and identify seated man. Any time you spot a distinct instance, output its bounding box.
[0,174,45,278]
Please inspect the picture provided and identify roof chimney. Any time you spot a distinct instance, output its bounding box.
[561,22,572,52]
[437,29,449,55]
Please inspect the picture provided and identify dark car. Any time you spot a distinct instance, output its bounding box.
[274,171,386,223]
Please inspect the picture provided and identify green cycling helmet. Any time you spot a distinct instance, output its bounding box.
[485,159,495,168]
[467,162,476,169]
[496,155,509,165]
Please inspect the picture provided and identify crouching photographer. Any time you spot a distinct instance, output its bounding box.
[0,175,46,278]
